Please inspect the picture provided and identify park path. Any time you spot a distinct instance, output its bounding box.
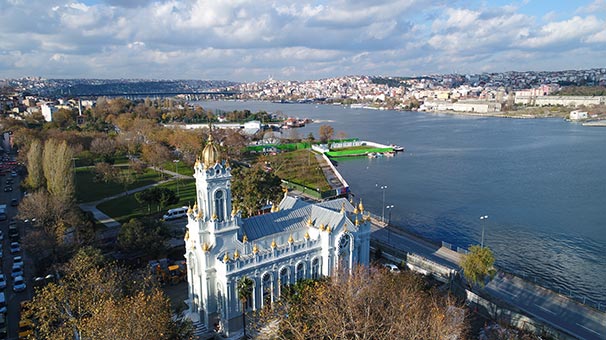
[79,166,189,233]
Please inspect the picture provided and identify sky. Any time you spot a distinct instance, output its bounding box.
[0,0,605,81]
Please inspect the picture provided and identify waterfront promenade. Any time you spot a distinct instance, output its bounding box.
[371,223,606,340]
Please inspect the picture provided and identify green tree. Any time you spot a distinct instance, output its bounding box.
[43,138,75,202]
[25,138,44,190]
[118,218,169,258]
[134,187,178,213]
[237,276,254,339]
[460,245,496,287]
[231,165,283,216]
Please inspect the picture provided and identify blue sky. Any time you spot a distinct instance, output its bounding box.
[0,0,605,81]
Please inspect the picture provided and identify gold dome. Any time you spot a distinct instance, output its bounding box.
[234,249,240,260]
[288,234,294,244]
[201,128,221,168]
[242,234,248,243]
[271,239,277,249]
[202,242,210,252]
[252,244,259,254]
[306,217,313,227]
[223,252,230,263]
[319,224,325,231]
[304,231,310,240]
[326,225,332,233]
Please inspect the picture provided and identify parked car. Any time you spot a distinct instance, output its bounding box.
[3,186,12,192]
[13,276,26,292]
[10,171,17,177]
[13,255,23,268]
[383,263,401,273]
[10,198,18,206]
[0,274,6,290]
[11,264,23,278]
[10,242,21,254]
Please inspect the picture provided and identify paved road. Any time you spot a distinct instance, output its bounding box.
[372,222,606,340]
[485,273,605,340]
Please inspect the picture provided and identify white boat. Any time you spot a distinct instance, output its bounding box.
[390,144,404,152]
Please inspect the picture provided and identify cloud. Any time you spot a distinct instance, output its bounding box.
[0,0,604,81]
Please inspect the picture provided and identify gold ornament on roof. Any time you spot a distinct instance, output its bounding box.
[304,231,310,240]
[184,229,189,241]
[231,205,237,216]
[212,212,218,221]
[358,199,364,212]
[353,206,359,215]
[355,217,360,226]
[340,202,345,214]
[202,242,210,252]
[306,217,313,227]
[234,249,240,260]
[196,209,203,220]
[344,225,348,232]
[201,124,221,168]
[252,244,259,254]
[223,252,230,263]
[242,234,248,243]
[326,225,332,233]
[271,239,277,249]
[319,224,325,231]
[187,205,193,215]
[192,202,198,212]
[288,234,294,244]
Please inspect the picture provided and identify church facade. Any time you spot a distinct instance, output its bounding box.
[184,134,371,336]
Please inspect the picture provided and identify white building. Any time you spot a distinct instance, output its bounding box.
[184,133,371,336]
[41,103,57,122]
[569,110,588,120]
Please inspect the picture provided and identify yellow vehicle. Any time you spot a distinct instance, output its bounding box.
[18,319,34,339]
[168,264,186,285]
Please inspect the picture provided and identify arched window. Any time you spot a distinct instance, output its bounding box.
[262,273,272,307]
[312,258,320,279]
[296,262,305,282]
[279,267,289,297]
[214,190,225,222]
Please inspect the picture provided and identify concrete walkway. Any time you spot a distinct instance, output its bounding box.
[79,166,188,230]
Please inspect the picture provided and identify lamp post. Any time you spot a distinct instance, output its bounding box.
[173,159,180,197]
[386,205,394,224]
[480,215,488,247]
[377,185,388,223]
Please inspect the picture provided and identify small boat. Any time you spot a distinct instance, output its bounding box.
[384,152,395,157]
[390,144,405,152]
[367,152,377,158]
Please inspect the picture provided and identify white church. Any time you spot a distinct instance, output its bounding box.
[183,133,371,336]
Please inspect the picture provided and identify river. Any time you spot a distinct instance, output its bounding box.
[194,100,606,307]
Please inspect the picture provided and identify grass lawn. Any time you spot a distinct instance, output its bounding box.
[97,178,196,224]
[160,161,195,177]
[75,167,164,203]
[268,149,331,191]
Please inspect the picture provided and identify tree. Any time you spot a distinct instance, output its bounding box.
[25,138,44,190]
[141,142,172,178]
[231,165,283,216]
[253,266,467,339]
[90,137,118,163]
[318,124,334,143]
[24,247,187,340]
[134,187,179,213]
[237,276,254,339]
[43,138,75,202]
[93,162,119,183]
[118,218,169,258]
[460,245,496,287]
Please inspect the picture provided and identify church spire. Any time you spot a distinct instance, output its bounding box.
[201,123,221,168]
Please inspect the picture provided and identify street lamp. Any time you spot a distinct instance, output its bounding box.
[173,159,180,197]
[480,215,488,247]
[377,184,388,223]
[386,205,394,224]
